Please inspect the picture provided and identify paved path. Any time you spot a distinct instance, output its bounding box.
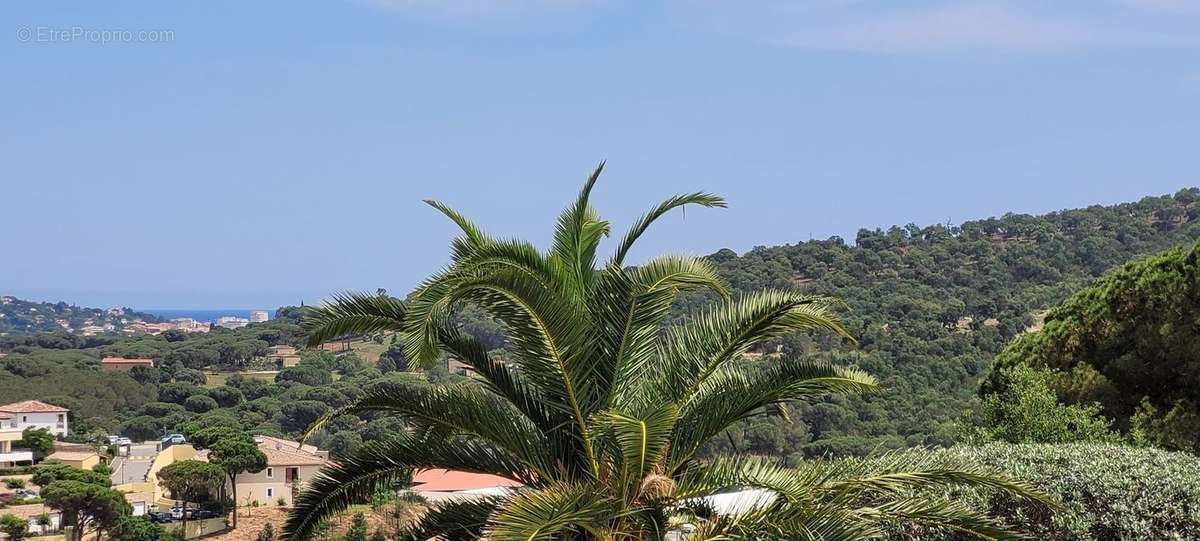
[110,456,153,484]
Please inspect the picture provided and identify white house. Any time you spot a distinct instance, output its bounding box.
[0,400,69,437]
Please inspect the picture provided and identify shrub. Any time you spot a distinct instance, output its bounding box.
[965,365,1120,445]
[886,443,1200,540]
[343,513,367,541]
[276,497,286,507]
[256,523,275,541]
[0,514,27,541]
[3,478,25,489]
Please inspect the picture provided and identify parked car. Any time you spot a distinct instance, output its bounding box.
[161,433,186,445]
[116,437,133,446]
[147,512,173,524]
[107,435,120,444]
[169,507,185,520]
[191,509,219,519]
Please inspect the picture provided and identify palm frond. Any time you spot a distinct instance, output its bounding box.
[300,380,553,480]
[659,290,853,403]
[549,161,610,291]
[594,256,730,411]
[672,360,878,464]
[592,404,679,498]
[301,291,407,348]
[282,435,527,541]
[611,192,727,266]
[404,497,506,541]
[487,483,615,541]
[424,199,491,249]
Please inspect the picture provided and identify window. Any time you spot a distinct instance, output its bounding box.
[22,416,27,423]
[266,468,273,479]
[266,488,274,498]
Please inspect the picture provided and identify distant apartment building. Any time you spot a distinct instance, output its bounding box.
[101,356,155,371]
[215,316,250,329]
[169,317,210,333]
[249,310,269,323]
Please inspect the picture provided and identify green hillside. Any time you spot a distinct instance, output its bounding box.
[683,188,1200,457]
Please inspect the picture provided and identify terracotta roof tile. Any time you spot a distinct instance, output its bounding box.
[0,400,68,413]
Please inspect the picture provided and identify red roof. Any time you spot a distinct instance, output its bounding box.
[0,400,69,413]
[410,469,522,492]
[101,357,154,365]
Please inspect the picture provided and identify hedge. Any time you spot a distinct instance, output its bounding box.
[887,443,1200,540]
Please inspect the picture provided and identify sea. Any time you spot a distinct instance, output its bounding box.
[140,309,278,324]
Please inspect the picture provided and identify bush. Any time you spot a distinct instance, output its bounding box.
[0,514,27,541]
[965,365,1119,445]
[3,478,25,489]
[184,394,218,413]
[886,443,1200,540]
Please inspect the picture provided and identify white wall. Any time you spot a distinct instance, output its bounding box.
[25,512,61,534]
[14,412,68,437]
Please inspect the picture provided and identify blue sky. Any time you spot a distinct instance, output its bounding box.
[3,1,1198,309]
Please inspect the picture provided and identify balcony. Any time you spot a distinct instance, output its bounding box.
[0,450,34,463]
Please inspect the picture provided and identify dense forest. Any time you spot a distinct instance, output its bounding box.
[686,188,1200,458]
[1,189,1198,463]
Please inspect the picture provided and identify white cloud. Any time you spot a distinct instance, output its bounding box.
[674,0,1200,54]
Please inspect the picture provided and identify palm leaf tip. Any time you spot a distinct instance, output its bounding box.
[300,291,407,347]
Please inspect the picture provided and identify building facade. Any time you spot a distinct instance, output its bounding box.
[226,436,327,507]
[0,400,69,437]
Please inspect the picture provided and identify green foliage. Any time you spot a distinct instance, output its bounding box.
[184,394,218,413]
[277,364,333,386]
[343,513,367,541]
[283,168,1052,541]
[886,443,1200,541]
[42,480,131,541]
[157,460,224,509]
[0,514,27,541]
[966,365,1118,445]
[989,241,1200,452]
[18,427,55,458]
[192,428,267,527]
[110,515,172,541]
[257,523,275,541]
[3,477,26,489]
[121,416,165,442]
[33,462,111,488]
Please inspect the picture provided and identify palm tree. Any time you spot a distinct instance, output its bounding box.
[284,164,1053,540]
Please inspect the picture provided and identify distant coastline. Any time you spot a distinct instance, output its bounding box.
[140,309,277,323]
